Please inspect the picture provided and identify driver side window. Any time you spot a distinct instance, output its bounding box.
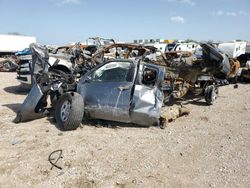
[91,61,134,82]
[142,66,158,87]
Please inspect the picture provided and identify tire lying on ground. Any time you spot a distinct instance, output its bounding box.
[55,92,84,131]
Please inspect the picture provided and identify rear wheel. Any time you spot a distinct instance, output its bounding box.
[204,85,218,105]
[55,92,84,131]
[237,55,247,67]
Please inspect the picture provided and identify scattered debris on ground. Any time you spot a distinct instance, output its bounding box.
[0,72,249,187]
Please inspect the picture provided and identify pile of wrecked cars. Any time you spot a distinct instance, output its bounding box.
[14,41,240,130]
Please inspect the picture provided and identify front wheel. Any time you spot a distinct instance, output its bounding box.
[55,92,84,131]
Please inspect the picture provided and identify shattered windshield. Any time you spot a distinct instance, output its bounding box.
[91,61,134,82]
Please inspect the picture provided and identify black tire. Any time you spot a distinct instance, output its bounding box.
[204,85,218,105]
[159,117,167,129]
[55,92,84,131]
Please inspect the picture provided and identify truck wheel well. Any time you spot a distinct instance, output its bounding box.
[52,65,71,73]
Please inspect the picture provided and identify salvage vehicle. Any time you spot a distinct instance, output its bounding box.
[15,44,166,130]
[16,42,236,129]
[16,41,235,131]
[218,41,250,67]
[0,34,36,72]
[238,61,250,82]
[53,43,226,105]
[88,43,161,64]
[172,42,200,53]
[16,38,114,86]
[62,59,165,130]
[16,48,33,85]
[16,43,93,86]
[16,44,78,86]
[161,43,241,104]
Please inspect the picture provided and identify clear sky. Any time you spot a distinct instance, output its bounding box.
[0,0,249,45]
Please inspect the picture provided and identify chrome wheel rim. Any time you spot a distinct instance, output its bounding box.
[60,100,71,122]
[211,87,217,103]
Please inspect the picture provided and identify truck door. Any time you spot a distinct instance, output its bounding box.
[79,60,136,123]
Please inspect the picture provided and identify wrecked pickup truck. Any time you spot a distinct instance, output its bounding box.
[15,43,166,130]
[15,38,115,86]
[160,43,240,104]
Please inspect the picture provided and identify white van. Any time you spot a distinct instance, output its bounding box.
[172,42,200,53]
[218,41,250,66]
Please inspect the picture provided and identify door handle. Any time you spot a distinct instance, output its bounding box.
[118,84,131,91]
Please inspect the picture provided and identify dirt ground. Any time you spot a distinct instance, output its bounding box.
[0,72,249,188]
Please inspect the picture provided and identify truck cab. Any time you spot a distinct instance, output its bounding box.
[76,59,165,127]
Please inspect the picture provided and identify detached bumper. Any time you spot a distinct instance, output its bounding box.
[14,83,45,123]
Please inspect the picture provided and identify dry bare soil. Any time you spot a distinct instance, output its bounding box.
[0,72,249,188]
